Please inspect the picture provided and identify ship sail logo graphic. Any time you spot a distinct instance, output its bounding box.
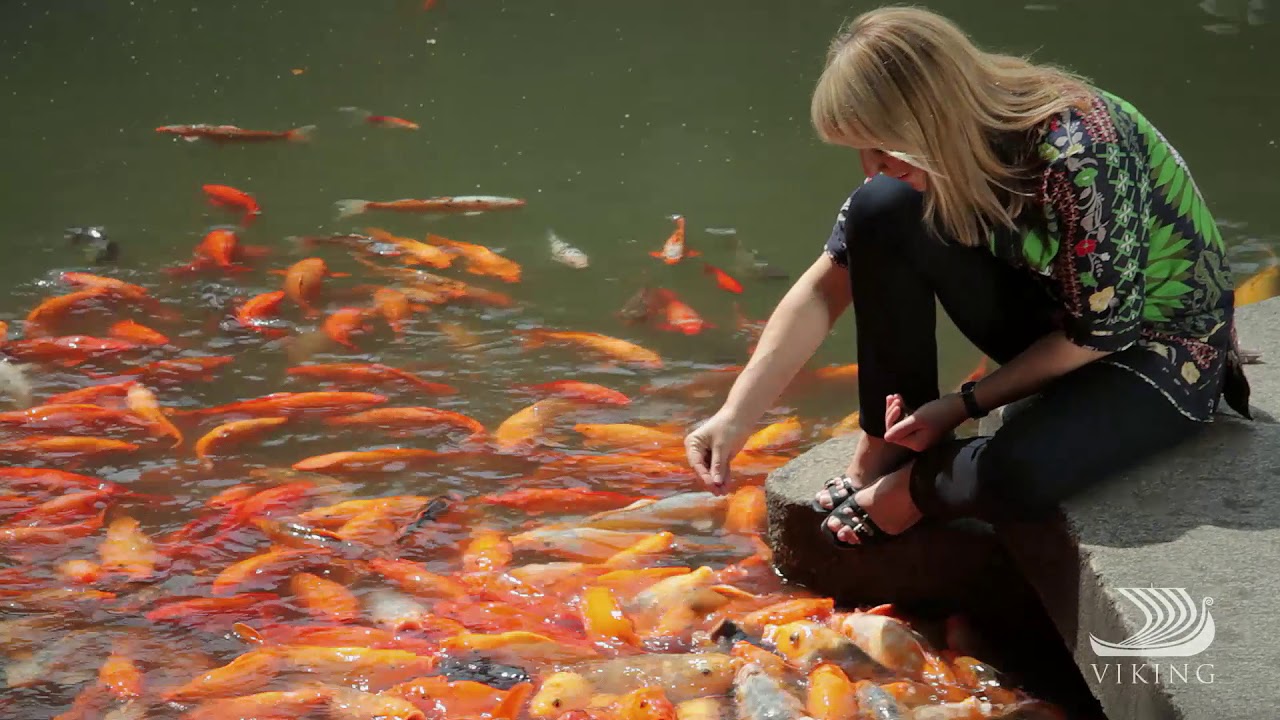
[1089,588,1215,657]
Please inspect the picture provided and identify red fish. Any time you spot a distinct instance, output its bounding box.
[651,289,712,335]
[0,403,148,433]
[234,290,288,336]
[156,123,315,142]
[179,391,387,420]
[1,336,138,366]
[59,272,149,301]
[282,257,341,317]
[286,362,457,395]
[292,448,448,473]
[0,436,138,461]
[650,215,698,264]
[339,107,420,130]
[322,307,370,349]
[195,417,288,469]
[169,229,266,274]
[517,380,631,406]
[703,263,744,294]
[374,287,416,336]
[203,184,262,225]
[336,196,526,219]
[44,381,137,407]
[107,320,170,346]
[24,289,112,337]
[325,407,485,438]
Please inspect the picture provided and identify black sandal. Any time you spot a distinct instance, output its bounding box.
[809,474,860,513]
[821,493,891,549]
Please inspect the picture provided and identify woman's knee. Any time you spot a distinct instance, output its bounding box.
[974,437,1064,518]
[844,175,926,248]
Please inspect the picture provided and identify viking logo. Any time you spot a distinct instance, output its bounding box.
[1089,588,1215,657]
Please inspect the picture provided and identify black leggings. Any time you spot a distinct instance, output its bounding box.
[843,175,1205,522]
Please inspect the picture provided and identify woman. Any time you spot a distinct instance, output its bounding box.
[683,6,1250,547]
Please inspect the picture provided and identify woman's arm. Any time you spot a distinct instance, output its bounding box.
[968,330,1109,412]
[721,253,851,423]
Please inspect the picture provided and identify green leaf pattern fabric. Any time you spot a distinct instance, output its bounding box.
[995,91,1234,421]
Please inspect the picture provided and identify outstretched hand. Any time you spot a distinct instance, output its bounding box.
[882,393,967,452]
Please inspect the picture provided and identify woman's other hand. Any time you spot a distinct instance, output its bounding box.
[882,393,967,451]
[684,411,752,494]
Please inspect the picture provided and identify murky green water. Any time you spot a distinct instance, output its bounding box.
[0,1,1278,717]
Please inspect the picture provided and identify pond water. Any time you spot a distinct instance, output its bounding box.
[1,1,1277,718]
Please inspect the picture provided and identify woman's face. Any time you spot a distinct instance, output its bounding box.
[858,148,928,192]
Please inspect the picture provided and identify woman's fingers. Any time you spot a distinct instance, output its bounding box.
[685,432,713,486]
[883,414,916,444]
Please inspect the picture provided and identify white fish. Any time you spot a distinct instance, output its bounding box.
[0,361,32,409]
[364,588,431,631]
[733,663,810,720]
[548,229,589,269]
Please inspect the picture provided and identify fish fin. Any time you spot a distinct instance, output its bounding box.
[335,200,369,219]
[649,251,665,259]
[518,329,546,349]
[463,211,484,217]
[266,269,288,276]
[328,272,352,278]
[493,682,534,720]
[240,245,271,258]
[287,125,317,142]
[181,136,200,143]
[663,257,681,265]
[686,250,702,258]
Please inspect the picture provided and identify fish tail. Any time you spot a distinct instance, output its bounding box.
[494,682,534,720]
[287,125,317,142]
[335,200,369,220]
[337,106,372,123]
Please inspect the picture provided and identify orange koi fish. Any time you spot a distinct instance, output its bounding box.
[322,307,370,349]
[195,417,288,469]
[155,123,315,142]
[298,495,437,527]
[703,263,744,293]
[167,228,265,274]
[179,687,332,720]
[812,363,859,382]
[573,423,684,451]
[1235,264,1280,306]
[0,403,148,432]
[428,234,522,283]
[327,687,428,720]
[1,336,137,366]
[339,106,420,130]
[98,516,159,580]
[43,380,136,407]
[517,380,631,406]
[522,329,663,369]
[59,272,149,300]
[234,290,288,335]
[365,228,453,269]
[326,407,485,438]
[107,319,169,346]
[212,548,321,595]
[290,571,360,623]
[287,362,457,395]
[126,384,184,447]
[474,488,652,515]
[806,664,858,720]
[493,398,578,453]
[336,195,527,219]
[24,288,112,337]
[581,585,642,648]
[650,215,698,264]
[292,448,448,473]
[0,508,106,546]
[368,557,468,599]
[160,649,281,701]
[202,183,261,224]
[373,286,416,335]
[180,391,386,420]
[283,257,342,317]
[742,416,802,453]
[462,528,513,573]
[144,593,280,626]
[651,289,712,335]
[6,489,113,526]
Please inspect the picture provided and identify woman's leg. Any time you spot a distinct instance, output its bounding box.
[825,358,1206,544]
[819,175,1055,501]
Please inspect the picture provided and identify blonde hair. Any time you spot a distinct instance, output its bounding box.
[811,6,1094,247]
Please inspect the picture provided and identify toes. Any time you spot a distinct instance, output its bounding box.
[825,515,843,533]
[814,491,834,509]
[836,525,860,544]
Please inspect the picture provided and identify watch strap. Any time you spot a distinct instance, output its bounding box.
[960,381,988,419]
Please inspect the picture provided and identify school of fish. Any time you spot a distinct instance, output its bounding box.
[9,11,1280,715]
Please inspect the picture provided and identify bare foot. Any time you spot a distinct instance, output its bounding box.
[823,462,923,544]
[812,434,913,510]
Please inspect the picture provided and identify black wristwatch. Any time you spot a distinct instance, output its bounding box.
[959,381,988,419]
